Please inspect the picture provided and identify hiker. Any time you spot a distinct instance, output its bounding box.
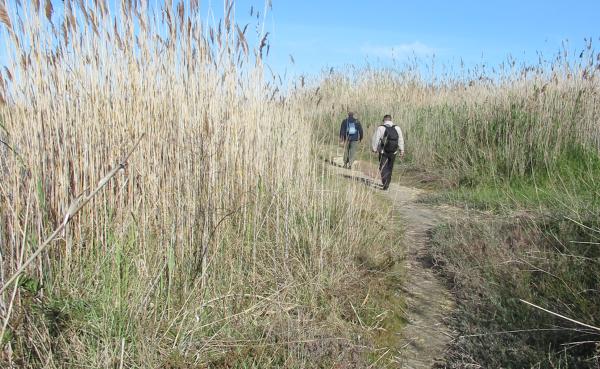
[371,114,404,190]
[339,111,363,169]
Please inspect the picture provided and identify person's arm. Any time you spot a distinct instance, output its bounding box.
[396,126,405,156]
[371,126,383,152]
[357,121,364,141]
[339,120,346,142]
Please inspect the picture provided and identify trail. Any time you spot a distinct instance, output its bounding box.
[330,155,456,368]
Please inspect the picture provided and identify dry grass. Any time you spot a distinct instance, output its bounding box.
[0,1,403,367]
[4,0,598,367]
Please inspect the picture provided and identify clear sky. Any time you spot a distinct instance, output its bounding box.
[1,1,598,79]
[225,0,600,78]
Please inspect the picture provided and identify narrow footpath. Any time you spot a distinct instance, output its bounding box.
[331,155,457,368]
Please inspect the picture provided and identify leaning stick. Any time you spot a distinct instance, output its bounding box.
[0,134,145,295]
[520,299,600,332]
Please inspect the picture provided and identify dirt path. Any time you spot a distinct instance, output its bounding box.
[385,185,456,368]
[330,155,456,368]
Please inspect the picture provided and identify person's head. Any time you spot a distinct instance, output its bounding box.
[348,111,355,118]
[383,114,392,122]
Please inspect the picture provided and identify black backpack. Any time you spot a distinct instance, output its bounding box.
[381,125,399,154]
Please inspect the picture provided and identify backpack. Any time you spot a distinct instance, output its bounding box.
[346,119,359,140]
[381,125,399,154]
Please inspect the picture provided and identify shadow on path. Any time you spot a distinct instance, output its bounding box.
[320,153,383,190]
[341,173,382,190]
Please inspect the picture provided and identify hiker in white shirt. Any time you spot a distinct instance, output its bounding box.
[371,114,405,190]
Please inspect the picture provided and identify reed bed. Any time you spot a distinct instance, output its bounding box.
[0,1,401,367]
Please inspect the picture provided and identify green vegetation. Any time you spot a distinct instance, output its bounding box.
[309,42,600,367]
[431,215,600,368]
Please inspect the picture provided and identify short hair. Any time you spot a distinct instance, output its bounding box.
[383,114,392,121]
[348,111,355,117]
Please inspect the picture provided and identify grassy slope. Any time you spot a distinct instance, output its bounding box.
[422,154,600,368]
[429,212,600,368]
[407,103,600,367]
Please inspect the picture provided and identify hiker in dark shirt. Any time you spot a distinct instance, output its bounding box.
[339,111,364,169]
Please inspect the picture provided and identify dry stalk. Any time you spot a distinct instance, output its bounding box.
[520,299,600,333]
[0,0,11,31]
[0,134,145,296]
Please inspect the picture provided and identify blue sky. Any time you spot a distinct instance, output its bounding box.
[1,1,598,79]
[224,0,600,77]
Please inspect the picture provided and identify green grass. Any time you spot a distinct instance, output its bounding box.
[422,145,600,213]
[413,130,600,368]
[430,214,600,368]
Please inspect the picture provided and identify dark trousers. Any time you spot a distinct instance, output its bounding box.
[343,140,359,168]
[379,153,396,189]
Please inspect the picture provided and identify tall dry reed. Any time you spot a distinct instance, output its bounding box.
[0,1,394,367]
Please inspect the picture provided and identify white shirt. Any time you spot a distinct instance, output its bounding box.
[371,121,405,153]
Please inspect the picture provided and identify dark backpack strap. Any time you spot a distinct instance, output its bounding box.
[380,124,387,137]
[379,125,389,146]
